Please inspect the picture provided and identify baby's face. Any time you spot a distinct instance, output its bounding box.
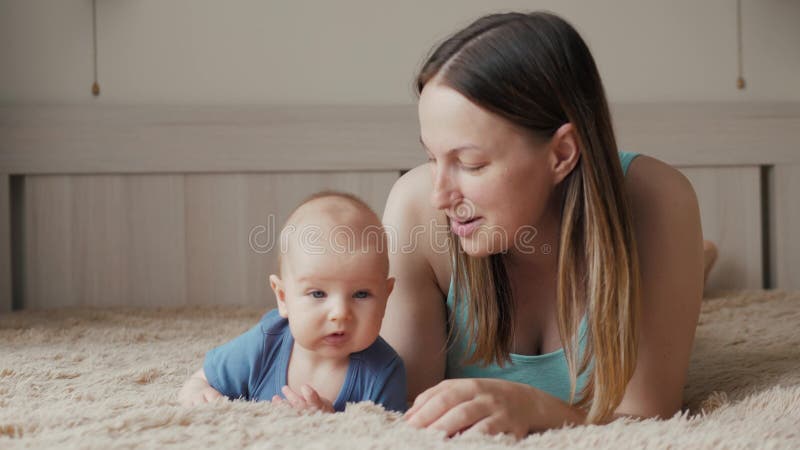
[272,246,393,360]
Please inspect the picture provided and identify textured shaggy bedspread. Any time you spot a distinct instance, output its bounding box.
[1,290,799,449]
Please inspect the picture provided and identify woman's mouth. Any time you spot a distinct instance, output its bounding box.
[450,217,483,237]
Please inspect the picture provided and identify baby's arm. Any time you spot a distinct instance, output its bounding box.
[178,368,223,407]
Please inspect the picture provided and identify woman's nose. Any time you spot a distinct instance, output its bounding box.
[429,167,460,211]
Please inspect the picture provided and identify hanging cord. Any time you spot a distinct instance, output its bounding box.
[91,0,100,96]
[736,0,746,90]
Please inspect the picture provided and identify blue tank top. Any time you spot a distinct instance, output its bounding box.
[444,151,639,402]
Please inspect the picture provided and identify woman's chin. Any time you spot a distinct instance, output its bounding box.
[457,237,507,258]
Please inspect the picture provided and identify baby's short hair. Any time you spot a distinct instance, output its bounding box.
[277,191,388,274]
[288,190,379,224]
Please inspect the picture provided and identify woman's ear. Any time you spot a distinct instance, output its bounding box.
[549,123,581,185]
[269,274,288,318]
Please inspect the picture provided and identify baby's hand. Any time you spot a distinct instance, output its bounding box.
[178,369,224,407]
[194,385,224,406]
[181,384,223,407]
[273,385,334,413]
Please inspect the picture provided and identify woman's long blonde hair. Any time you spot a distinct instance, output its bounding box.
[417,12,641,424]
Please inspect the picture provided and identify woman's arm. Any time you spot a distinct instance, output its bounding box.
[615,155,704,417]
[380,165,451,401]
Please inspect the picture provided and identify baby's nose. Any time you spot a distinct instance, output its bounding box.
[328,299,352,321]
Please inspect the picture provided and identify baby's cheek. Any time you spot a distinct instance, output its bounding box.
[365,311,384,336]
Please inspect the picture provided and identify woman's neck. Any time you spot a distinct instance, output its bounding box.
[504,193,563,277]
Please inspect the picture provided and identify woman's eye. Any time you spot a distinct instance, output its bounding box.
[462,163,486,172]
[353,291,371,299]
[310,290,326,299]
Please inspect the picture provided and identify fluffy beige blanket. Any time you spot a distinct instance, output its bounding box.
[1,290,799,449]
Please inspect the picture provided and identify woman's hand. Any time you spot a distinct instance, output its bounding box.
[405,378,581,439]
[272,384,335,413]
[405,378,535,438]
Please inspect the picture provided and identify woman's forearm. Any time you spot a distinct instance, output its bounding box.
[526,386,652,431]
[524,385,588,432]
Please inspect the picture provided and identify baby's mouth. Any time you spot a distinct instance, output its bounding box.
[323,332,348,345]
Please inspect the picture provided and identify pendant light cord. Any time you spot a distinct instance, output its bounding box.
[736,0,746,90]
[92,0,100,96]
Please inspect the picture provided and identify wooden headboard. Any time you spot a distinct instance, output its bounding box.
[1,103,798,310]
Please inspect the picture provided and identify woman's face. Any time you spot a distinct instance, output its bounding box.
[418,82,558,257]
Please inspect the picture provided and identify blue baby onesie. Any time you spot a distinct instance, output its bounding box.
[203,309,407,412]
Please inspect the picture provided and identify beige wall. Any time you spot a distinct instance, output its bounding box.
[1,0,798,105]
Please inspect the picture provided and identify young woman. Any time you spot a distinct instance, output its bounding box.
[380,12,707,438]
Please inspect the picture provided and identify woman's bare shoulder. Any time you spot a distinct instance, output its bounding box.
[382,165,452,395]
[384,164,451,292]
[625,155,696,204]
[624,154,702,288]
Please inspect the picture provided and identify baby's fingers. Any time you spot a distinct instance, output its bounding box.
[300,385,322,405]
[301,385,334,412]
[202,388,223,402]
[282,385,308,409]
[300,385,330,411]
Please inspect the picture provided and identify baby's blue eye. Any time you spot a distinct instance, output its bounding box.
[310,290,326,299]
[353,291,370,299]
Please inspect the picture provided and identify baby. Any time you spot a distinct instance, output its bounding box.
[178,191,406,412]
